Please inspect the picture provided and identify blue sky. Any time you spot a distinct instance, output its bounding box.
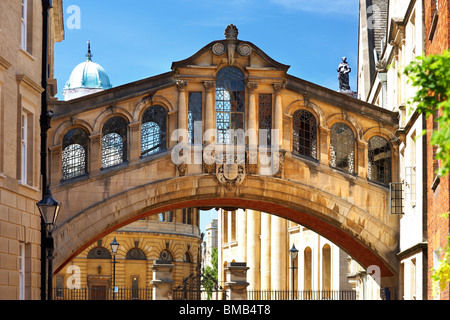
[55,0,360,98]
[54,0,360,232]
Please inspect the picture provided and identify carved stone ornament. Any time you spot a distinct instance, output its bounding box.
[212,42,226,56]
[203,148,216,174]
[375,59,387,73]
[225,24,238,40]
[177,162,187,176]
[237,43,252,56]
[216,154,246,190]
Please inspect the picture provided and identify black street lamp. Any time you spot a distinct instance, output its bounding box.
[289,244,299,300]
[110,237,119,300]
[36,187,61,300]
[39,0,53,300]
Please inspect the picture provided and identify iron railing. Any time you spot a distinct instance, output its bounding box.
[53,287,153,300]
[247,289,356,300]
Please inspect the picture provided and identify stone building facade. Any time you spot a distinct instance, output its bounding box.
[0,0,64,299]
[54,209,202,298]
[218,209,355,297]
[357,0,449,300]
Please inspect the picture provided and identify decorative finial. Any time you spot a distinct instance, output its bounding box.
[225,24,238,40]
[86,40,92,61]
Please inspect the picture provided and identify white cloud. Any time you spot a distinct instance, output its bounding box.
[270,0,358,16]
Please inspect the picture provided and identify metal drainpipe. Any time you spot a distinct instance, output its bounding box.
[40,0,53,300]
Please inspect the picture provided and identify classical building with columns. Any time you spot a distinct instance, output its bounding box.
[218,209,355,296]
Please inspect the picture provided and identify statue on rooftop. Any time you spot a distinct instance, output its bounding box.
[337,57,352,92]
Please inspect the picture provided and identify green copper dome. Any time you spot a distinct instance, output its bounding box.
[63,42,112,91]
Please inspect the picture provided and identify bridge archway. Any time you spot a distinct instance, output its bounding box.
[49,26,401,291]
[53,173,398,280]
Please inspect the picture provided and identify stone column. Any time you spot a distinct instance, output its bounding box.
[260,212,271,290]
[128,121,140,165]
[224,262,249,300]
[247,82,258,147]
[271,215,287,291]
[150,260,174,300]
[48,145,61,185]
[204,81,216,145]
[237,208,247,262]
[246,209,261,290]
[177,80,188,143]
[273,83,285,148]
[89,133,101,176]
[318,126,330,166]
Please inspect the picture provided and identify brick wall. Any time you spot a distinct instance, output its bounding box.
[424,0,450,300]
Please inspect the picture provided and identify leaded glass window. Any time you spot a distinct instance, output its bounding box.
[102,117,128,169]
[216,67,245,144]
[87,247,112,259]
[259,93,272,146]
[292,110,317,159]
[141,105,167,156]
[126,248,146,260]
[188,92,202,144]
[160,249,173,262]
[62,128,89,179]
[368,136,391,185]
[330,123,355,173]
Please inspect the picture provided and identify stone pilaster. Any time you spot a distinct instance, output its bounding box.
[224,262,249,300]
[150,260,174,300]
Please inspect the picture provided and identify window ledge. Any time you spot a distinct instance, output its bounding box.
[19,49,36,61]
[431,175,440,191]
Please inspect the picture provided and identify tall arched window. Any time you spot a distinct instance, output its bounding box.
[101,116,128,168]
[216,67,245,144]
[322,244,331,291]
[330,123,355,173]
[141,105,167,156]
[368,136,391,185]
[62,128,89,180]
[292,109,317,159]
[304,247,312,291]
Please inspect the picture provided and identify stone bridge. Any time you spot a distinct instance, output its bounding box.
[47,27,400,285]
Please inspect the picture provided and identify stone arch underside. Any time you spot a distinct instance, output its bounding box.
[53,173,399,278]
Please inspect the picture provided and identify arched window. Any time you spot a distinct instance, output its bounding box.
[159,249,173,262]
[141,105,167,156]
[292,109,317,159]
[330,123,355,173]
[216,67,245,144]
[62,128,89,180]
[184,252,191,263]
[101,116,127,168]
[87,247,112,259]
[126,248,146,260]
[304,247,312,290]
[322,244,331,291]
[368,136,391,185]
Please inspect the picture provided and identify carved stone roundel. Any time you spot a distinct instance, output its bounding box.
[212,42,226,56]
[237,43,252,56]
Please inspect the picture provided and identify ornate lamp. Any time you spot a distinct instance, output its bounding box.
[289,244,299,299]
[289,244,299,260]
[110,237,119,255]
[36,187,61,230]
